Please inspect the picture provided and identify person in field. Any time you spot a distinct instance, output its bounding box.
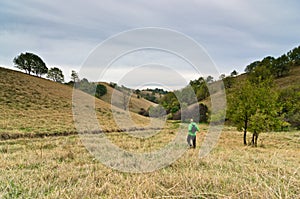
[187,118,200,148]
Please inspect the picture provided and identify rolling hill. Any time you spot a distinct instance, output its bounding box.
[0,67,158,137]
[98,82,156,113]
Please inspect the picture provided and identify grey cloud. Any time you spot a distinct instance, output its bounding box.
[0,0,300,84]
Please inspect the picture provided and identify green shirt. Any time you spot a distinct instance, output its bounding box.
[188,122,200,136]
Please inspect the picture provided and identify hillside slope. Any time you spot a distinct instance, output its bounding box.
[0,67,154,135]
[99,82,156,113]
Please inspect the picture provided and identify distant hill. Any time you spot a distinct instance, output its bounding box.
[227,65,300,90]
[98,82,156,114]
[0,67,155,136]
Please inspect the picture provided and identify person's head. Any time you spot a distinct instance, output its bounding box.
[190,118,193,123]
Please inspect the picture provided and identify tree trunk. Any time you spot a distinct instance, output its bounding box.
[255,133,258,147]
[243,117,248,145]
[243,129,247,145]
[251,131,258,147]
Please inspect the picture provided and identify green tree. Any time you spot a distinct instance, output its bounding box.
[248,65,272,84]
[228,79,280,146]
[160,92,179,114]
[272,54,290,77]
[230,70,238,77]
[219,74,226,80]
[278,86,300,129]
[189,77,209,101]
[206,75,214,83]
[71,70,79,83]
[47,67,64,83]
[245,61,260,73]
[223,76,234,89]
[287,45,300,66]
[228,81,255,145]
[95,84,107,98]
[13,52,47,76]
[247,82,280,146]
[77,78,96,95]
[261,56,275,69]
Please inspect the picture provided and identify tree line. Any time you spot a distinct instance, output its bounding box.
[245,45,300,77]
[13,52,107,98]
[13,52,65,83]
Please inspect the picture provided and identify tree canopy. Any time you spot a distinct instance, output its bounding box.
[244,45,300,78]
[228,78,281,146]
[47,67,64,83]
[95,84,107,98]
[13,52,48,76]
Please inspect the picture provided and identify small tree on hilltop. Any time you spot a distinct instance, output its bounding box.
[47,67,64,83]
[230,70,238,77]
[71,70,79,83]
[95,84,107,98]
[13,52,48,76]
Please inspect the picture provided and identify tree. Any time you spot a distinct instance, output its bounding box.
[13,52,47,76]
[219,74,226,80]
[189,77,209,101]
[260,56,275,70]
[287,46,300,66]
[223,76,234,89]
[247,82,280,146]
[230,70,238,77]
[206,75,214,83]
[47,67,64,83]
[245,61,260,73]
[228,81,255,145]
[248,65,272,84]
[278,86,300,129]
[160,92,179,115]
[272,54,290,77]
[71,70,79,83]
[228,78,280,146]
[77,78,96,95]
[95,84,107,98]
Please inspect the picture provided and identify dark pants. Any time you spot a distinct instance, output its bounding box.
[187,135,196,148]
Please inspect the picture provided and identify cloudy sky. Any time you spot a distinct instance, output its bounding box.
[0,0,299,89]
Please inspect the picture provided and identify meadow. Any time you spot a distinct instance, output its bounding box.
[0,124,299,198]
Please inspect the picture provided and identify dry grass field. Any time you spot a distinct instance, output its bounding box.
[0,67,154,136]
[0,125,299,198]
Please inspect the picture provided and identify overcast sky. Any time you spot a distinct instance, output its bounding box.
[0,0,299,89]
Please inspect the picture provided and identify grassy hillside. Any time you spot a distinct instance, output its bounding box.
[274,66,300,89]
[98,82,156,113]
[0,125,299,198]
[229,66,300,90]
[0,67,154,136]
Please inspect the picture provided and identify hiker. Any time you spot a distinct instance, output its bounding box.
[187,118,199,148]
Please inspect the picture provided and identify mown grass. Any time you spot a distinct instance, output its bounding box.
[0,125,299,198]
[0,67,153,135]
